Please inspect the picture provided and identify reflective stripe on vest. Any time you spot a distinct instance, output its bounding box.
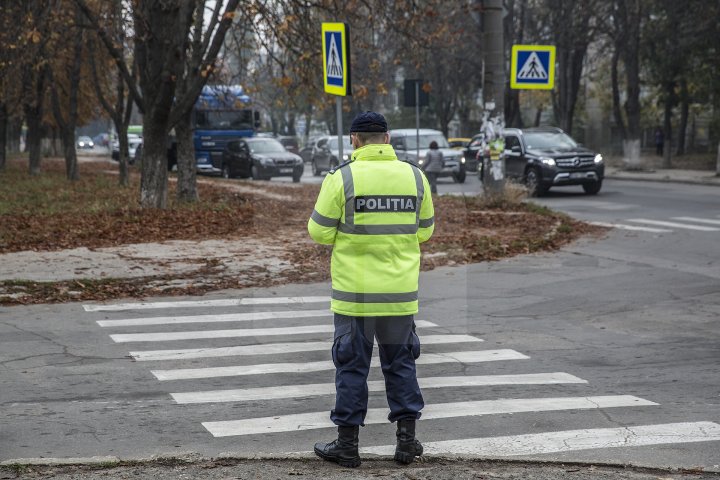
[339,162,424,235]
[332,289,418,303]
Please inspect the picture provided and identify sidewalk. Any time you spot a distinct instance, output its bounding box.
[605,166,720,186]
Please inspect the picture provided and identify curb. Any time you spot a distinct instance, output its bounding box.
[2,453,719,474]
[604,172,720,187]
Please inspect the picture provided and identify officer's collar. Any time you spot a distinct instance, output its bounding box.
[350,143,397,162]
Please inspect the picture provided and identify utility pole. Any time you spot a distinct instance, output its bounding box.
[480,0,506,193]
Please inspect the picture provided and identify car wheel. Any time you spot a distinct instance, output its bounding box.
[453,170,466,184]
[221,164,231,179]
[251,165,263,180]
[292,172,302,183]
[582,180,602,195]
[525,167,548,197]
[312,160,321,176]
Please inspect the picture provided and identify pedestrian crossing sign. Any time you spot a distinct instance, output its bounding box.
[322,22,351,96]
[511,45,556,90]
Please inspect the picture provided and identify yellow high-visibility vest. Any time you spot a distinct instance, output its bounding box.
[308,143,435,316]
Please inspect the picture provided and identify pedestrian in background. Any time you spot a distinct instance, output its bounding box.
[308,111,435,468]
[423,140,443,194]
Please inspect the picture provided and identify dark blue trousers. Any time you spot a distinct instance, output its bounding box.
[330,313,424,426]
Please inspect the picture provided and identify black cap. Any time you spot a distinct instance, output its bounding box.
[349,111,388,133]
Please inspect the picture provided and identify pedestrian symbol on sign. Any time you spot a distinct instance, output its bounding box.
[327,34,343,79]
[517,52,548,80]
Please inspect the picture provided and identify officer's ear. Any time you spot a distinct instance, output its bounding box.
[383,132,390,144]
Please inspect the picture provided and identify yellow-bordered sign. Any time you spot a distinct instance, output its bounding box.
[322,22,351,96]
[510,45,556,90]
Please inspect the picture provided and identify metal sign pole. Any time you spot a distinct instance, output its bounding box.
[336,96,343,163]
[415,81,420,162]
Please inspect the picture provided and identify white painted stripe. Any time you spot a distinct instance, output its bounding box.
[672,216,720,226]
[203,395,656,437]
[172,372,586,404]
[360,422,720,457]
[110,320,437,343]
[627,218,720,232]
[590,221,671,233]
[152,349,528,381]
[83,296,330,312]
[130,334,483,361]
[97,309,330,327]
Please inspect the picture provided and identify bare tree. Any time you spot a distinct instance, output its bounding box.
[75,0,240,208]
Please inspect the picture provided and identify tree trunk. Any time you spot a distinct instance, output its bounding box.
[619,0,642,169]
[8,117,22,153]
[534,106,543,127]
[25,104,43,175]
[610,48,626,139]
[662,82,673,169]
[676,79,688,156]
[0,103,7,171]
[716,141,720,176]
[175,112,198,203]
[140,117,170,209]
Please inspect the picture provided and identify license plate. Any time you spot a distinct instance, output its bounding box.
[570,172,585,179]
[279,168,293,174]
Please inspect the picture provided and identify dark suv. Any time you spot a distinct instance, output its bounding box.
[503,127,604,196]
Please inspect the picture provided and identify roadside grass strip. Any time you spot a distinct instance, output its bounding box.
[83,296,331,312]
[171,372,587,404]
[152,350,529,381]
[202,395,656,437]
[359,422,720,457]
[130,334,483,361]
[97,309,331,327]
[109,320,438,343]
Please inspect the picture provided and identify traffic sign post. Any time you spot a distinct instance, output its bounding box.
[510,45,556,90]
[322,23,351,162]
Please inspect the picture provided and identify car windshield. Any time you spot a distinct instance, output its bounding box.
[194,109,254,130]
[78,136,92,142]
[404,134,450,150]
[523,131,578,150]
[328,137,352,150]
[247,139,287,154]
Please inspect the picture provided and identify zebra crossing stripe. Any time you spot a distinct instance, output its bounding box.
[130,334,483,361]
[97,309,330,327]
[171,372,587,404]
[590,221,671,233]
[83,296,331,312]
[109,320,438,343]
[360,422,720,457]
[152,350,529,381]
[627,218,720,232]
[672,216,720,226]
[202,395,656,437]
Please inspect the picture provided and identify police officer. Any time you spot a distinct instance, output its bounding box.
[308,112,435,468]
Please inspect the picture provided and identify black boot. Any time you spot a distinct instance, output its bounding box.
[314,425,361,468]
[394,419,423,464]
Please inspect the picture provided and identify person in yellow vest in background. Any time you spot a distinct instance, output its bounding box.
[308,112,435,468]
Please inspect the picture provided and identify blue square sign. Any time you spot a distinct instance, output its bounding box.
[511,45,556,90]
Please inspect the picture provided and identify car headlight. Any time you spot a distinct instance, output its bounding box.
[540,157,556,166]
[342,154,349,161]
[418,158,424,165]
[594,154,603,164]
[460,157,466,164]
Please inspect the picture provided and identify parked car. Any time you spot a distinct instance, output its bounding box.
[221,137,304,182]
[92,133,110,147]
[502,126,604,196]
[277,136,300,156]
[111,133,143,163]
[389,129,466,183]
[76,136,94,149]
[463,132,488,173]
[310,135,353,176]
[448,137,470,149]
[299,137,320,163]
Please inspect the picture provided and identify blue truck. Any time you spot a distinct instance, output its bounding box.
[191,85,259,174]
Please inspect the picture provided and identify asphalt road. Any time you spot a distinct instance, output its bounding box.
[1,174,719,472]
